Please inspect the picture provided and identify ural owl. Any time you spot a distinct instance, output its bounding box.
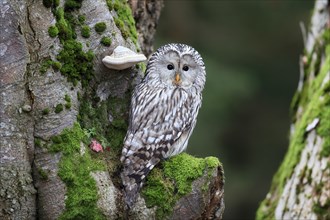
[120,43,206,208]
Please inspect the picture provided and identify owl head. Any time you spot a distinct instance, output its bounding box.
[145,43,206,90]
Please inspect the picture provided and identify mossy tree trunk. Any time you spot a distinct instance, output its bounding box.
[257,1,330,219]
[0,0,224,219]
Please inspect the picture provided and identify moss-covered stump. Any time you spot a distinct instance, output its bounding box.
[127,153,225,219]
[257,1,330,219]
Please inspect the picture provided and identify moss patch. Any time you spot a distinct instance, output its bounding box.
[64,94,71,103]
[317,80,330,158]
[78,15,86,24]
[106,0,138,45]
[100,36,111,47]
[40,59,62,74]
[81,25,91,38]
[38,167,49,180]
[142,153,221,219]
[77,93,130,175]
[48,26,59,38]
[52,61,61,70]
[40,59,53,74]
[55,103,64,113]
[56,39,94,87]
[256,34,330,220]
[94,22,106,34]
[51,4,95,87]
[42,108,50,115]
[64,0,82,11]
[136,62,146,75]
[49,123,105,219]
[65,94,72,109]
[55,8,73,41]
[35,138,42,147]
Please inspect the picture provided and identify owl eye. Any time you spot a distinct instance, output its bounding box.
[167,64,174,70]
[182,65,189,71]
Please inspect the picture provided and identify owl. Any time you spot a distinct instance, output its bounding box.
[120,43,206,208]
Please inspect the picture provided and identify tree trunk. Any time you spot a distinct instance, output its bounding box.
[257,1,330,219]
[0,0,225,219]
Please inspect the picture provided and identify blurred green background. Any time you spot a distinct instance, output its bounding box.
[154,1,313,219]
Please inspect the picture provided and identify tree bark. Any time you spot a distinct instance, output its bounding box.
[257,1,330,219]
[0,0,225,219]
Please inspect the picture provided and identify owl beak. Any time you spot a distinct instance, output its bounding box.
[175,72,181,83]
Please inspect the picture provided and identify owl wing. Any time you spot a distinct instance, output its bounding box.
[120,83,201,207]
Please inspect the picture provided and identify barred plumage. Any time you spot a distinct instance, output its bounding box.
[120,43,206,208]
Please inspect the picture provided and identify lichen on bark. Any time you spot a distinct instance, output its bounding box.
[256,1,330,219]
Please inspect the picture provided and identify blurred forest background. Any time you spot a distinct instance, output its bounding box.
[154,1,314,219]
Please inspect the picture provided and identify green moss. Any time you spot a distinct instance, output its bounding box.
[106,0,113,11]
[56,39,94,87]
[142,153,221,218]
[35,138,42,147]
[51,135,63,144]
[317,82,330,158]
[113,1,120,11]
[42,108,50,115]
[50,123,83,152]
[58,154,105,220]
[65,102,72,109]
[40,59,53,74]
[256,37,330,220]
[52,61,61,70]
[100,36,111,46]
[141,168,175,218]
[137,62,146,74]
[38,167,49,180]
[64,0,82,11]
[48,26,59,38]
[54,0,60,7]
[313,199,330,219]
[77,94,130,174]
[81,25,91,38]
[164,154,206,194]
[43,0,53,8]
[64,94,71,103]
[78,15,86,24]
[55,8,73,41]
[107,0,138,45]
[114,18,130,40]
[77,92,81,101]
[323,29,330,43]
[78,95,129,148]
[40,59,62,73]
[94,22,106,34]
[55,104,64,113]
[205,156,221,168]
[49,123,105,219]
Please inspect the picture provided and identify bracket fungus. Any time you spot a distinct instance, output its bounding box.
[102,46,147,70]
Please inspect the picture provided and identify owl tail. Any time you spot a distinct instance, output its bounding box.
[121,166,152,209]
[123,183,140,209]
